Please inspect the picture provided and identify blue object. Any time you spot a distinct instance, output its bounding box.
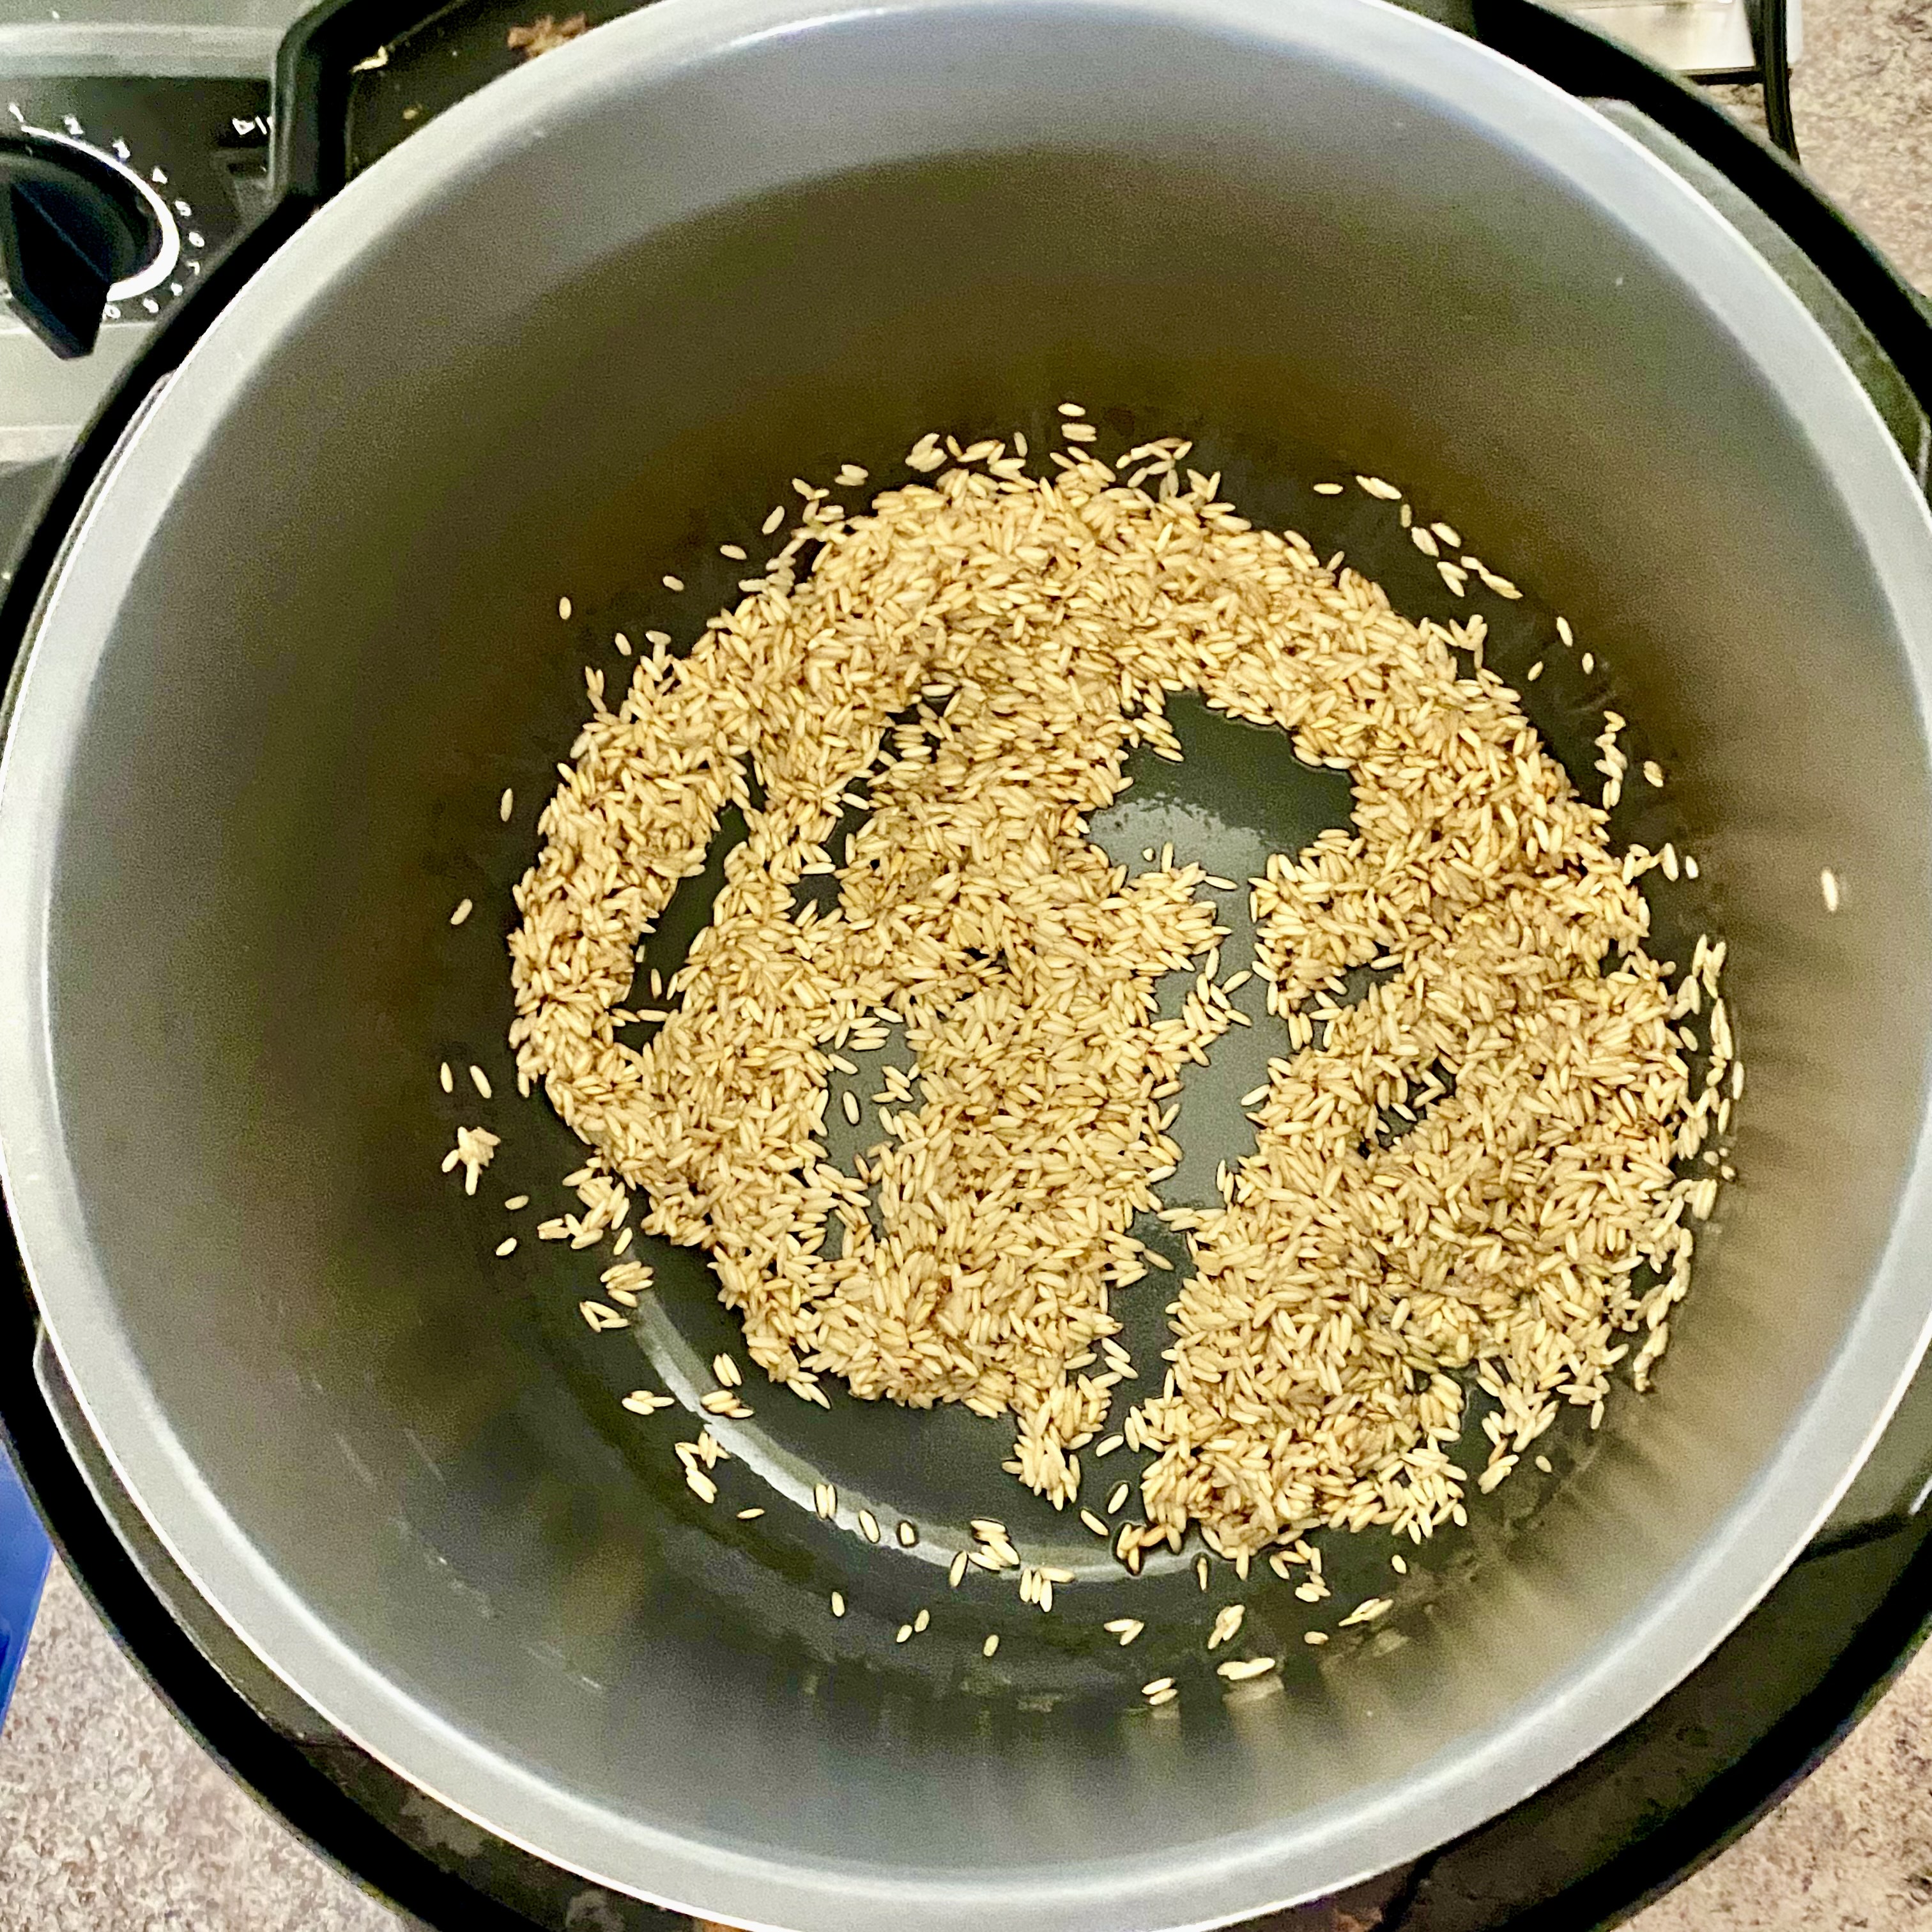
[0,1437,52,1730]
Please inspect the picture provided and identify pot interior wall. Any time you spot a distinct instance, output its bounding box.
[23,1,1932,1918]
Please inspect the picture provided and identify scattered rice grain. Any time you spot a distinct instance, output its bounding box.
[1216,1656,1276,1682]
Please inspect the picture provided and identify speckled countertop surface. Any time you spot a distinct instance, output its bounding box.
[4,5,1931,1928]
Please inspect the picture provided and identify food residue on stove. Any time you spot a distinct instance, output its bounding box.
[508,12,588,58]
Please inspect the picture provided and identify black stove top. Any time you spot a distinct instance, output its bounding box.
[3,4,1931,1929]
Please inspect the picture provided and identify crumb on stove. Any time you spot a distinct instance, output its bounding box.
[508,12,588,57]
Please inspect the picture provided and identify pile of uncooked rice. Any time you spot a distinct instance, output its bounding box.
[508,431,1731,1562]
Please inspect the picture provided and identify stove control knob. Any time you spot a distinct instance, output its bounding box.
[0,130,172,358]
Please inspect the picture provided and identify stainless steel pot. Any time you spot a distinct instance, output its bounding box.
[4,1,1932,1927]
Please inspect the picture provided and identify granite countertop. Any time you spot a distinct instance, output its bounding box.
[4,3,1931,1926]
